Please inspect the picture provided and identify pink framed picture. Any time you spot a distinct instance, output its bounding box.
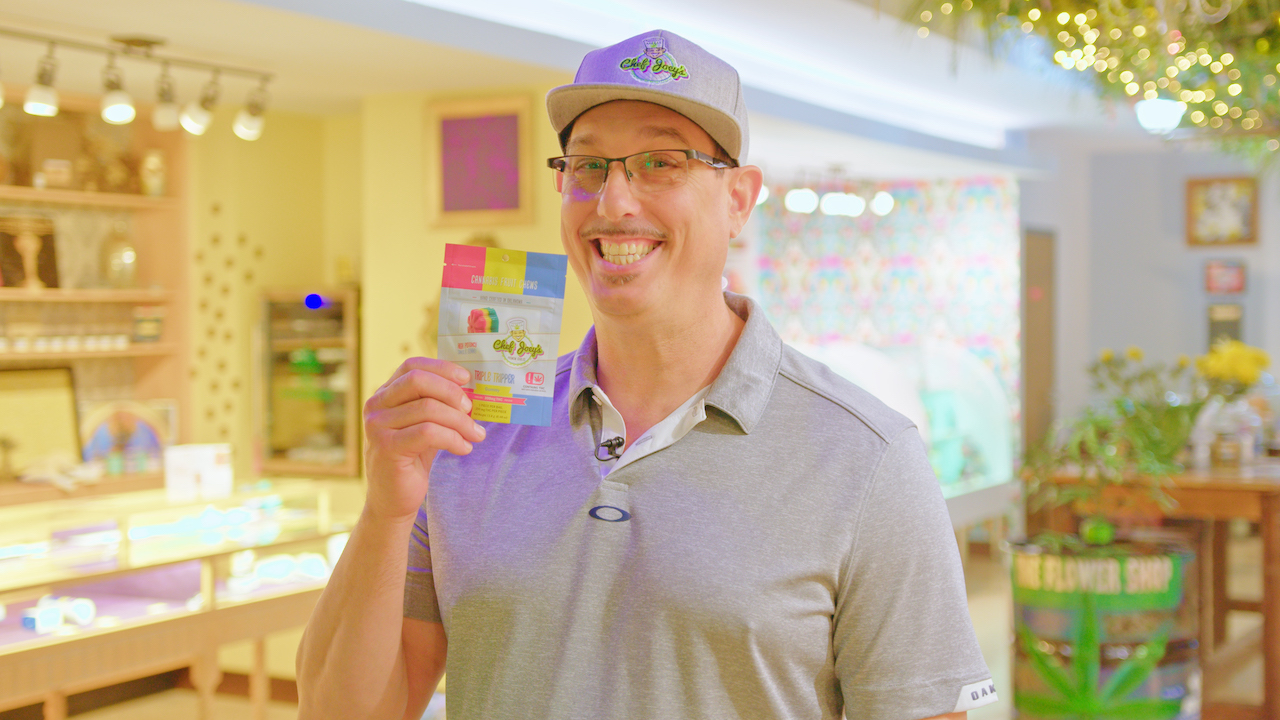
[1204,259,1245,294]
[426,95,533,228]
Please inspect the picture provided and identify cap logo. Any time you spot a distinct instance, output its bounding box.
[618,36,689,85]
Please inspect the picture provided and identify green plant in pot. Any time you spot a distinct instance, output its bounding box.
[1014,347,1202,720]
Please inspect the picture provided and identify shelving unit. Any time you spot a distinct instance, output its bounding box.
[0,89,190,454]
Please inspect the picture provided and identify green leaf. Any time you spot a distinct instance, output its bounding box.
[1074,593,1102,697]
[1099,626,1171,704]
[1014,692,1082,718]
[1018,624,1077,700]
[1100,698,1183,720]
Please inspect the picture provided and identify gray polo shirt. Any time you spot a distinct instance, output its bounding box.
[406,293,995,720]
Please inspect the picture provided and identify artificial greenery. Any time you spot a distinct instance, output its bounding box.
[903,0,1280,162]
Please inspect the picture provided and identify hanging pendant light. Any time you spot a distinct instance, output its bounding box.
[232,79,269,141]
[180,73,219,135]
[152,63,180,131]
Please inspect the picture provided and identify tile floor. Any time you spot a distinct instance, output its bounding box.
[71,536,1264,720]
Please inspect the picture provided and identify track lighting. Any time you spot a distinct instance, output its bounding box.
[100,55,135,125]
[23,44,58,117]
[152,64,180,131]
[233,80,269,141]
[180,75,219,136]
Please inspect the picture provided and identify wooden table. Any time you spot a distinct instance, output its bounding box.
[1045,459,1280,720]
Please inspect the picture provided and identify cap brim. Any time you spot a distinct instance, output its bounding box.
[547,83,743,162]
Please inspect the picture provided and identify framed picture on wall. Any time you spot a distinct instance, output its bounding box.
[1204,259,1246,294]
[1186,177,1257,246]
[426,95,534,228]
[1208,303,1243,346]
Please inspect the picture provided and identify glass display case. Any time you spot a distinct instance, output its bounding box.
[257,288,360,477]
[0,479,355,718]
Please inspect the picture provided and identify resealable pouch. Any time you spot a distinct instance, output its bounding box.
[438,244,568,426]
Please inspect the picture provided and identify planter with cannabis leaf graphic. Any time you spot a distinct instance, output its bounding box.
[1011,539,1200,719]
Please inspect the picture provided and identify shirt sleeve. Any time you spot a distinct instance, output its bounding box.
[833,426,998,719]
[403,502,442,623]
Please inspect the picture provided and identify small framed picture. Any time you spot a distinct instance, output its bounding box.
[1187,177,1257,246]
[426,95,534,228]
[1208,303,1243,346]
[1204,259,1245,294]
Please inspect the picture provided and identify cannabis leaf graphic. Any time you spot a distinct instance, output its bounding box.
[1015,593,1184,720]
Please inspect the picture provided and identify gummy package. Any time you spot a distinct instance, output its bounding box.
[438,244,568,426]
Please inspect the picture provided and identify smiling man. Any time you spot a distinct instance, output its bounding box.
[297,30,996,720]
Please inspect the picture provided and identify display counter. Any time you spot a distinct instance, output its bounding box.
[0,479,356,720]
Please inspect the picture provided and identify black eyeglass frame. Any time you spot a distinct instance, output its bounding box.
[546,149,737,195]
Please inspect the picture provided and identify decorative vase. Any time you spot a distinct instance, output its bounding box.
[100,221,137,289]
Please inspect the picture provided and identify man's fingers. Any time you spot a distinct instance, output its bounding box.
[384,357,470,388]
[372,367,473,415]
[388,422,474,458]
[374,397,487,443]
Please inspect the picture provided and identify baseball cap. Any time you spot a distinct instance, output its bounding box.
[546,30,749,163]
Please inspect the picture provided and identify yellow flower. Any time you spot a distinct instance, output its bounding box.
[1125,346,1144,362]
[1099,348,1115,363]
[1176,354,1190,369]
[1197,340,1271,387]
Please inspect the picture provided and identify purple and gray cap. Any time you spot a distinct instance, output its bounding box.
[546,30,749,163]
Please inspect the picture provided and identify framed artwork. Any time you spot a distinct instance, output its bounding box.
[426,95,534,228]
[1208,303,1243,346]
[1204,259,1245,294]
[0,214,59,289]
[80,399,175,475]
[0,367,80,479]
[1186,177,1257,246]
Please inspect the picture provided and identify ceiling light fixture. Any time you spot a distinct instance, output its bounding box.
[180,74,219,136]
[100,54,135,125]
[233,79,269,141]
[152,63,180,131]
[870,191,896,217]
[819,191,867,217]
[755,186,770,206]
[1134,97,1188,135]
[23,43,59,117]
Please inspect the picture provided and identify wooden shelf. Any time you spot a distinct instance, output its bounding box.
[0,473,163,508]
[0,288,172,303]
[0,342,177,363]
[269,337,347,352]
[0,185,176,210]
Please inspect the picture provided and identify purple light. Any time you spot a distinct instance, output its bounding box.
[304,294,324,310]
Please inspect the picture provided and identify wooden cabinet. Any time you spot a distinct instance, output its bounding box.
[0,91,190,464]
[257,288,360,477]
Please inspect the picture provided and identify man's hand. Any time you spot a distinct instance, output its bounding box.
[362,357,487,523]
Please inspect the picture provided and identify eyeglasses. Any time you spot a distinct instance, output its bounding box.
[547,149,735,200]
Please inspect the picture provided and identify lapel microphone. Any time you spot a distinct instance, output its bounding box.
[596,436,624,461]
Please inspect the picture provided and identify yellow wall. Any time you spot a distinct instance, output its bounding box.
[323,113,363,285]
[359,82,591,400]
[187,107,327,480]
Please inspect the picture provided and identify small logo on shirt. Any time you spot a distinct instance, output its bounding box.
[954,679,998,712]
[589,505,631,522]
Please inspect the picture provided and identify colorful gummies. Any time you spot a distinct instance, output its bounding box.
[468,307,499,333]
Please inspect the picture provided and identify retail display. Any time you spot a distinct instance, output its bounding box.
[258,288,360,477]
[438,243,568,427]
[0,479,355,718]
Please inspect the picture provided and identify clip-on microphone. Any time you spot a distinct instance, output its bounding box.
[596,436,624,461]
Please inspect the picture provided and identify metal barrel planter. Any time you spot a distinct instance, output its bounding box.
[1011,539,1200,720]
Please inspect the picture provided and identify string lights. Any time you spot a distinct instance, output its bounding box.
[0,26,273,140]
[907,0,1280,150]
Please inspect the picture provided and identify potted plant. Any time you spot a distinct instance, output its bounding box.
[1013,342,1270,720]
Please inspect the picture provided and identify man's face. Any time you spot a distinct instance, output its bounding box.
[558,100,757,322]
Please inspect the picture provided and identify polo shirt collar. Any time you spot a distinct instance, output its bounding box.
[567,292,781,434]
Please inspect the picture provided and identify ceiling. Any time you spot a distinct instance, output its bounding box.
[0,0,1154,178]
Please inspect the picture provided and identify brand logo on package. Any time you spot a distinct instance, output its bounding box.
[493,317,544,369]
[526,371,545,386]
[618,36,689,85]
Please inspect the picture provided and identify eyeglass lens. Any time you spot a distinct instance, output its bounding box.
[562,151,690,197]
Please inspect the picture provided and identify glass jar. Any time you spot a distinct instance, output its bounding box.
[100,221,137,289]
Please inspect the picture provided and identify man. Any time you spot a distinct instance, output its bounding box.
[297,30,996,720]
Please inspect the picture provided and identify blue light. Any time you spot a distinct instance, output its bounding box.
[304,294,324,310]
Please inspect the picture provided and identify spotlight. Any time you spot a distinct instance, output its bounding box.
[100,55,135,125]
[1134,97,1187,135]
[783,188,819,214]
[233,80,269,141]
[24,44,58,117]
[152,64,180,131]
[755,185,770,206]
[819,192,866,217]
[180,74,219,136]
[870,191,895,216]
